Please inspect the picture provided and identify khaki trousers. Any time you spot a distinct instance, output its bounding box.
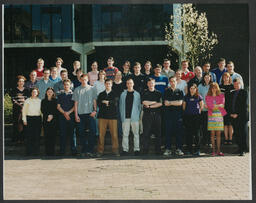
[97,119,119,153]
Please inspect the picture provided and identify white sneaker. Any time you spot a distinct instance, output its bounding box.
[176,149,184,156]
[163,149,172,156]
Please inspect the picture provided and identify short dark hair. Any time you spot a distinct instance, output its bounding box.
[147,78,155,82]
[126,78,134,83]
[108,57,114,61]
[76,68,82,74]
[169,76,176,81]
[218,58,226,63]
[105,78,113,83]
[154,64,162,69]
[163,58,170,63]
[203,62,211,66]
[123,61,130,66]
[60,69,68,75]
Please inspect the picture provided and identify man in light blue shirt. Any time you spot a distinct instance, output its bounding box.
[36,69,54,99]
[72,74,97,157]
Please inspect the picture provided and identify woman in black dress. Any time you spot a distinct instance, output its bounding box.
[11,75,30,144]
[219,72,234,144]
[41,87,58,156]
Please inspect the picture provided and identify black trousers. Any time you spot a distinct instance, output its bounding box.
[183,114,201,153]
[43,120,57,156]
[142,111,162,154]
[25,116,41,155]
[232,118,247,153]
[200,111,210,145]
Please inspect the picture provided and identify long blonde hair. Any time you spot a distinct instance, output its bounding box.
[207,82,221,96]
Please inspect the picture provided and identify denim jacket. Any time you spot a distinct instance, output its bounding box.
[119,90,141,122]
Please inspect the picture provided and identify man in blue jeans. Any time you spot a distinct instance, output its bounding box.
[72,74,97,157]
[57,79,77,156]
[163,76,184,156]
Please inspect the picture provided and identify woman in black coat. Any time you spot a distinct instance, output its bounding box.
[41,87,58,156]
[230,78,248,156]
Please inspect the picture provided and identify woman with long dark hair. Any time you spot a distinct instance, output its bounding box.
[183,84,204,155]
[41,87,58,156]
[205,83,226,156]
[11,75,30,144]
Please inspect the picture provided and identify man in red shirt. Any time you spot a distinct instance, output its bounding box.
[180,60,195,82]
[104,57,119,81]
[35,58,45,81]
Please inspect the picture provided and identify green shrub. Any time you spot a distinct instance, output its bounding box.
[4,93,13,124]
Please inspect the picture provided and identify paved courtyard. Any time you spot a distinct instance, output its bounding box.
[4,153,251,200]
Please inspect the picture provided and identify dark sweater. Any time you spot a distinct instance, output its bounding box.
[97,90,118,119]
[41,98,58,123]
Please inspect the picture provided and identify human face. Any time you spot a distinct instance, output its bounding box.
[223,74,230,83]
[56,60,62,67]
[76,70,82,78]
[169,78,177,89]
[31,89,38,98]
[51,69,57,78]
[105,81,112,90]
[17,79,25,87]
[37,61,44,69]
[107,59,114,67]
[147,80,155,90]
[211,86,217,94]
[181,62,188,71]
[204,75,211,85]
[46,89,54,99]
[175,71,181,80]
[227,63,234,73]
[218,61,226,69]
[154,67,161,75]
[123,63,130,72]
[163,61,170,69]
[73,62,80,71]
[190,86,197,96]
[80,76,89,86]
[203,64,210,72]
[30,71,37,81]
[126,80,134,90]
[233,80,241,90]
[61,72,68,81]
[144,63,151,72]
[134,65,141,74]
[99,72,106,80]
[64,82,71,92]
[43,70,50,80]
[195,68,202,78]
[115,72,122,81]
[91,62,98,71]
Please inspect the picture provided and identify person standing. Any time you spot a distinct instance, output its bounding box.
[88,61,99,86]
[22,87,42,156]
[97,79,120,157]
[187,66,203,89]
[175,70,188,95]
[11,75,30,144]
[34,58,45,81]
[119,78,141,156]
[122,61,132,85]
[57,79,78,156]
[180,60,195,82]
[205,82,226,156]
[230,78,248,156]
[161,58,175,78]
[69,61,81,82]
[73,74,97,157]
[36,68,54,100]
[131,62,147,95]
[72,68,83,89]
[143,61,153,78]
[163,76,184,156]
[151,64,169,95]
[202,62,217,83]
[55,57,65,78]
[24,70,38,90]
[211,58,227,85]
[104,57,119,80]
[54,69,74,96]
[141,78,162,155]
[198,73,212,146]
[219,72,234,145]
[183,84,204,155]
[49,67,62,84]
[226,61,244,88]
[41,87,58,156]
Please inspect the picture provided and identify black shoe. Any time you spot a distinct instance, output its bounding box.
[121,151,129,156]
[134,151,140,156]
[239,152,245,156]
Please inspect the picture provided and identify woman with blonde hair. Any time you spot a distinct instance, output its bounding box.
[205,82,227,156]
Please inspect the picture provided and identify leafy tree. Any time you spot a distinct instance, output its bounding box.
[165,4,218,69]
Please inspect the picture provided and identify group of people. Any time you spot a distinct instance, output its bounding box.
[10,56,248,157]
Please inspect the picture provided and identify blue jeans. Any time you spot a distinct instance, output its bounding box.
[165,110,183,150]
[78,114,96,153]
[59,114,77,154]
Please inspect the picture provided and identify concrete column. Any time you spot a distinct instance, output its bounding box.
[80,53,87,73]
